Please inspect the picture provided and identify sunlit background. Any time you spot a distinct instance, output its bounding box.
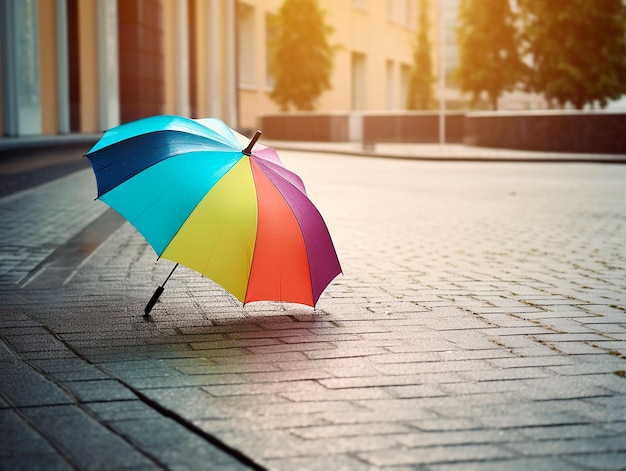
[0,0,625,139]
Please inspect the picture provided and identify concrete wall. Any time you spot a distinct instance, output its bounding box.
[464,111,626,154]
[363,112,465,144]
[260,111,626,154]
[260,112,464,143]
[259,114,350,142]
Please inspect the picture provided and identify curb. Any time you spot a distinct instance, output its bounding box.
[269,143,626,164]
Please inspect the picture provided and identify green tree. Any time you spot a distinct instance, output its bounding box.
[268,0,335,111]
[407,0,436,110]
[519,0,626,109]
[455,0,526,110]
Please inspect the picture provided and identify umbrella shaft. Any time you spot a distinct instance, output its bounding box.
[162,263,179,287]
[243,130,262,156]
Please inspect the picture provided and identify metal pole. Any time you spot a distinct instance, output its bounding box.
[97,0,120,130]
[56,0,70,134]
[207,0,220,118]
[176,0,190,117]
[438,0,446,145]
[225,0,239,128]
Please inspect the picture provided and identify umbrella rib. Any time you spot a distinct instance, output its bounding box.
[243,165,262,305]
[247,159,314,306]
[115,180,195,255]
[281,195,314,306]
[109,153,244,255]
[89,131,239,178]
[252,157,341,305]
[251,157,308,197]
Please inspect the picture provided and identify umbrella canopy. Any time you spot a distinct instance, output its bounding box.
[86,115,341,308]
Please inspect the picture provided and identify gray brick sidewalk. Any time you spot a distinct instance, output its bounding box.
[1,153,626,470]
[0,170,107,286]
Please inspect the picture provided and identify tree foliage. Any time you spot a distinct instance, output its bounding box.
[268,0,335,111]
[455,0,525,110]
[407,0,435,110]
[518,0,626,109]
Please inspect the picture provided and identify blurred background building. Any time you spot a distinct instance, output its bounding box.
[0,0,237,137]
[0,0,553,139]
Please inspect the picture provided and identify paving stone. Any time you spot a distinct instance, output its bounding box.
[0,409,58,457]
[376,359,494,375]
[478,412,590,430]
[194,411,330,435]
[265,454,367,471]
[507,435,626,457]
[458,366,551,382]
[0,455,74,471]
[427,456,586,470]
[220,428,403,461]
[126,373,246,389]
[60,379,138,402]
[358,443,516,467]
[109,417,250,470]
[0,357,74,408]
[21,404,156,470]
[408,418,485,432]
[564,451,626,471]
[515,424,617,441]
[319,372,465,389]
[178,362,282,375]
[395,428,527,448]
[385,384,449,399]
[488,356,576,369]
[202,379,323,397]
[280,384,392,402]
[290,422,413,440]
[85,400,164,422]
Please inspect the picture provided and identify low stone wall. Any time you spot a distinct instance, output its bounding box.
[363,112,465,144]
[464,111,626,154]
[259,111,626,154]
[260,112,465,144]
[259,114,350,141]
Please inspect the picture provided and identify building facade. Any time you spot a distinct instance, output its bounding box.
[0,0,237,137]
[0,0,429,138]
[236,0,424,130]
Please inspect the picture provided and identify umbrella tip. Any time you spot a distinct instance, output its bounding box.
[243,130,262,156]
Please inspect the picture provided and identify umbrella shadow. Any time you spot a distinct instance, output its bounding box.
[116,310,337,395]
[140,304,336,367]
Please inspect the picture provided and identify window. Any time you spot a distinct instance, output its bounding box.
[351,52,367,110]
[406,0,417,29]
[387,0,417,28]
[238,3,255,88]
[400,64,411,109]
[386,60,395,109]
[265,12,276,90]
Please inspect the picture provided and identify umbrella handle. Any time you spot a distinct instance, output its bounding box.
[144,286,164,315]
[143,263,178,315]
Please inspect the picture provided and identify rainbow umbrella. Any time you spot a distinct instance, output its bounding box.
[85,115,341,314]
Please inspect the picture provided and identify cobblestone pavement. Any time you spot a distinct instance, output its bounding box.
[1,151,626,470]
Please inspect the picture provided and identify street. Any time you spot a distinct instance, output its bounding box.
[1,150,626,470]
